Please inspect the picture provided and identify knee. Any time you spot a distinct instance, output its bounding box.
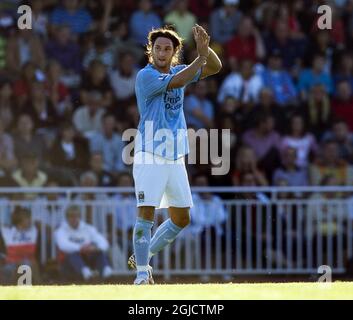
[138,206,155,221]
[171,213,190,228]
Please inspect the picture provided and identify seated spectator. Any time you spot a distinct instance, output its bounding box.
[73,91,106,138]
[13,114,47,163]
[226,15,265,63]
[129,0,162,46]
[333,51,353,94]
[261,49,297,106]
[45,25,81,87]
[0,207,40,284]
[210,0,242,45]
[232,145,268,186]
[242,113,281,178]
[26,81,59,135]
[110,20,144,64]
[189,173,227,236]
[164,0,196,45]
[322,119,353,164]
[280,114,318,168]
[89,153,116,187]
[30,0,49,39]
[5,29,45,76]
[44,60,72,118]
[217,59,263,105]
[304,84,332,139]
[83,35,114,71]
[184,81,214,129]
[80,60,113,110]
[0,78,15,130]
[273,146,309,187]
[332,80,353,131]
[0,118,16,176]
[89,113,125,174]
[309,140,353,186]
[49,122,89,172]
[297,53,333,99]
[264,20,307,70]
[10,153,48,199]
[50,0,93,36]
[12,62,38,109]
[109,51,138,104]
[55,205,112,281]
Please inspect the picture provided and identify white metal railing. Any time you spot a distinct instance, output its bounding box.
[0,187,353,280]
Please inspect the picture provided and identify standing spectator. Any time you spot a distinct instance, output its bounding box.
[89,113,125,174]
[55,205,112,281]
[30,0,49,39]
[217,59,263,104]
[242,113,281,178]
[0,118,16,176]
[109,51,138,103]
[45,25,81,86]
[261,50,297,106]
[280,114,318,168]
[50,0,93,36]
[309,140,353,186]
[297,53,334,99]
[129,0,162,46]
[89,153,115,187]
[273,146,309,187]
[164,0,197,45]
[225,16,265,63]
[49,122,89,173]
[322,119,353,164]
[73,91,106,138]
[184,81,214,129]
[13,113,47,162]
[210,0,242,45]
[333,51,353,94]
[0,208,40,284]
[332,80,353,131]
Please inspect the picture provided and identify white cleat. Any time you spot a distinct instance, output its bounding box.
[128,254,155,284]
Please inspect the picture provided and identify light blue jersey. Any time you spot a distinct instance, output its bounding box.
[134,63,201,160]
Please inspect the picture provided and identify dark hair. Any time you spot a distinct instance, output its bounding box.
[11,207,31,227]
[146,26,183,66]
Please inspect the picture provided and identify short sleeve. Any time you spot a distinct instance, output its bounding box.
[136,68,175,99]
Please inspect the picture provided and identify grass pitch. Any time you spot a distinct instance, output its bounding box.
[0,282,353,300]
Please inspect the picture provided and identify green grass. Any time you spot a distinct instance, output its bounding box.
[0,282,353,300]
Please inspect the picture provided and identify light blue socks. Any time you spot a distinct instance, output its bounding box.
[149,219,183,260]
[133,217,154,277]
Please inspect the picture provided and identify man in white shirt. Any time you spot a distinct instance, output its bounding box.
[55,205,113,281]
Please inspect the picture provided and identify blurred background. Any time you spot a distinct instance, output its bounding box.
[1,0,353,284]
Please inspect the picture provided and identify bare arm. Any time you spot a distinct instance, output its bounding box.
[168,26,211,89]
[200,47,222,80]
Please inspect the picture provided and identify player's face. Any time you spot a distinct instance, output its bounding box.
[152,37,175,71]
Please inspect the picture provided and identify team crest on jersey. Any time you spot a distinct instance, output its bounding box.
[138,191,145,203]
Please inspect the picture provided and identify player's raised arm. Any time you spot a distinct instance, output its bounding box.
[167,25,217,89]
[195,24,222,80]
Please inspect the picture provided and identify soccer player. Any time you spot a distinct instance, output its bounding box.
[129,24,222,284]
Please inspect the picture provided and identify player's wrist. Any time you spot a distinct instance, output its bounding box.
[197,55,208,65]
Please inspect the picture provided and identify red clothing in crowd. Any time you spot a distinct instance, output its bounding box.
[332,98,353,130]
[226,35,257,62]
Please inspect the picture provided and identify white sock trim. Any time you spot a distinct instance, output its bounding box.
[137,265,149,273]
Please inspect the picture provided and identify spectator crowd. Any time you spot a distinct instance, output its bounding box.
[0,0,353,282]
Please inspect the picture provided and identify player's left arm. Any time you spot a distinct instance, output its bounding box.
[195,24,222,80]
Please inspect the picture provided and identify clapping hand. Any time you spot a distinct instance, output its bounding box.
[192,24,210,58]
